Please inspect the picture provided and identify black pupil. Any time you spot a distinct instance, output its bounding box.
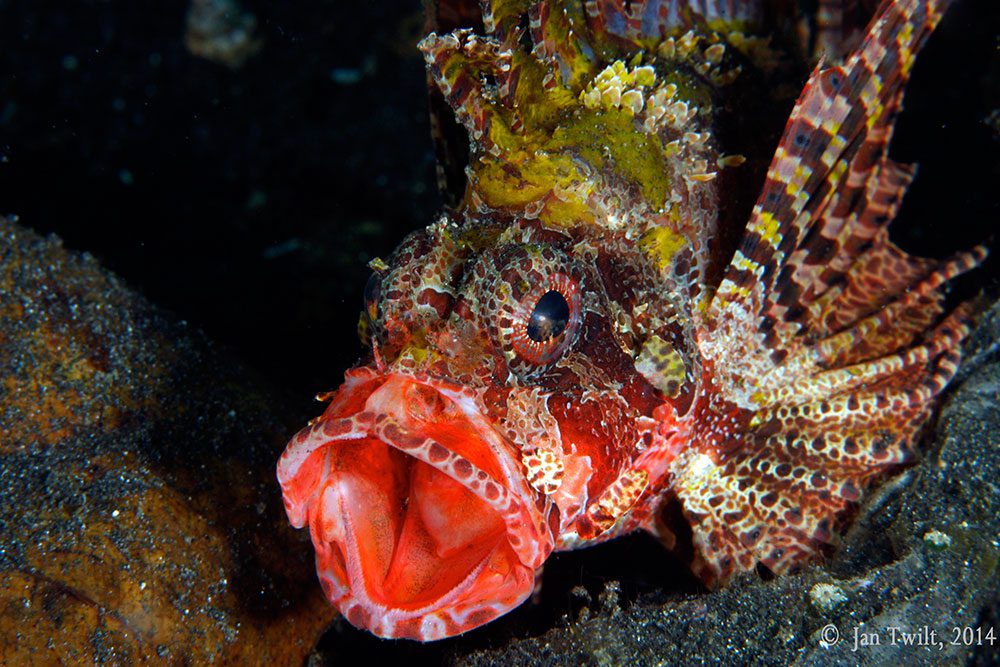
[526,290,570,343]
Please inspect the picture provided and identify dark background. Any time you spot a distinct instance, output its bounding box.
[0,0,440,410]
[1,0,997,661]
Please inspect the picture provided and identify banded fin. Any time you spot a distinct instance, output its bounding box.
[421,30,513,143]
[667,0,986,585]
[423,1,487,201]
[420,0,771,203]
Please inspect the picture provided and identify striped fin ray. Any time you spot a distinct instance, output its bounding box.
[422,3,596,152]
[420,30,513,144]
[702,0,983,398]
[808,251,984,365]
[711,0,953,326]
[669,0,986,586]
[669,424,872,585]
[756,302,976,408]
[673,333,964,585]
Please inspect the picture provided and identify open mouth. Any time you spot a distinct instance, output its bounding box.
[277,369,550,640]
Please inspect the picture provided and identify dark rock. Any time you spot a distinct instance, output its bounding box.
[0,218,336,662]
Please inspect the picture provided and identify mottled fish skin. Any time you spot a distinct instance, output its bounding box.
[277,0,986,641]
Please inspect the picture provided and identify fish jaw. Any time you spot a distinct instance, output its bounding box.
[277,368,551,640]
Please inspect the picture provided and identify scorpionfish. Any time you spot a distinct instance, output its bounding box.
[277,0,986,641]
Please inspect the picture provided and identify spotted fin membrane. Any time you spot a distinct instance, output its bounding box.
[673,0,987,583]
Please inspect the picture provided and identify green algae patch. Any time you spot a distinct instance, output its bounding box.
[475,105,673,220]
[552,109,671,208]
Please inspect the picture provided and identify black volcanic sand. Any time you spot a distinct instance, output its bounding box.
[1,0,998,665]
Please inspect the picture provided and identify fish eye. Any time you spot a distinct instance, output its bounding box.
[526,291,570,343]
[504,273,582,368]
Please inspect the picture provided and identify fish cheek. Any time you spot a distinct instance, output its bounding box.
[550,395,635,488]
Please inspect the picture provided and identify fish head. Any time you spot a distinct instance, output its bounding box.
[277,214,693,640]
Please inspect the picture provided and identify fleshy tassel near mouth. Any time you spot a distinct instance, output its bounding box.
[277,369,550,640]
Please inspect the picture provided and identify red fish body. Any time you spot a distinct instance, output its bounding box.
[277,0,986,640]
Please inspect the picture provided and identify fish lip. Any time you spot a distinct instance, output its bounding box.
[277,370,551,640]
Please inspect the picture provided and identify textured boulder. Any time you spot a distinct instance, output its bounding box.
[0,218,336,663]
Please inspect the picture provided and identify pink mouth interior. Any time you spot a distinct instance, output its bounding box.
[324,436,507,606]
[278,373,538,640]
